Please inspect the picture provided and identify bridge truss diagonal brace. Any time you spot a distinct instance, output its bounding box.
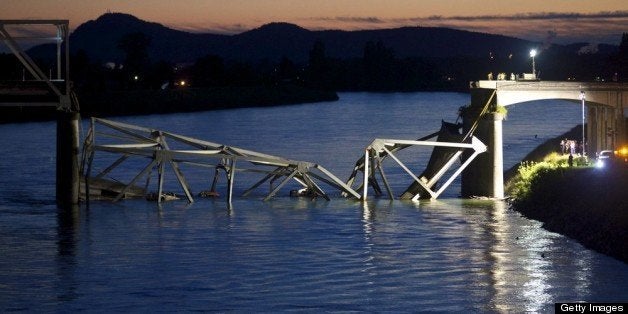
[360,136,487,201]
[83,118,361,204]
[0,20,71,110]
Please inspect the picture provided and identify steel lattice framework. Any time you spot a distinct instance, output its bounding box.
[82,118,361,205]
[0,20,74,111]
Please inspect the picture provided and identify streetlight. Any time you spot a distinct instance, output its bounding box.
[529,49,537,76]
[579,91,586,157]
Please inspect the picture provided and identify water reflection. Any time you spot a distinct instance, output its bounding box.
[43,195,625,311]
[481,200,555,312]
[55,204,79,303]
[483,200,598,312]
[360,201,375,288]
[361,200,373,237]
[485,200,513,312]
[573,252,592,299]
[364,198,594,311]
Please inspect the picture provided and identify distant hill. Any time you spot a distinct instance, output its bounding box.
[26,13,617,65]
[67,13,228,63]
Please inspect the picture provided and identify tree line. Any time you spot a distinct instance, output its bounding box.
[1,32,627,94]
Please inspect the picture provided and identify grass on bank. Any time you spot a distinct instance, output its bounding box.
[507,152,590,200]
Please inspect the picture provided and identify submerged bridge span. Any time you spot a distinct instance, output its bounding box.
[462,80,628,199]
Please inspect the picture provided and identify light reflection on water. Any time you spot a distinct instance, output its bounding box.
[1,92,627,311]
[3,184,628,312]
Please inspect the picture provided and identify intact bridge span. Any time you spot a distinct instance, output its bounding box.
[463,80,628,199]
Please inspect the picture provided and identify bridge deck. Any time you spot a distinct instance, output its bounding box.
[475,80,628,91]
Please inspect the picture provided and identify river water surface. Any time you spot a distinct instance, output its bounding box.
[1,92,626,312]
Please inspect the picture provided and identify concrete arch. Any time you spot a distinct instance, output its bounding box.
[477,80,628,108]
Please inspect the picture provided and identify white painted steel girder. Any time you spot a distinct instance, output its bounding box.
[359,136,487,201]
[83,118,360,205]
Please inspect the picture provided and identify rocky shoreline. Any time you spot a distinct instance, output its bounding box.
[506,126,628,263]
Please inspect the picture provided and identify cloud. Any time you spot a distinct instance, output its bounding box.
[308,10,628,44]
[135,10,628,45]
[167,22,250,35]
[317,16,385,24]
[578,43,599,55]
[416,10,628,22]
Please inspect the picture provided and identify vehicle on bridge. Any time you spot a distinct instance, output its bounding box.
[517,73,539,81]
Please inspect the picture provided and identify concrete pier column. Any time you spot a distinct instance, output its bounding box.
[461,112,505,199]
[56,111,80,207]
[608,108,617,149]
[587,106,598,154]
[490,113,505,198]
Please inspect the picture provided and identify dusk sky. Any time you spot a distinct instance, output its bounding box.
[3,0,628,45]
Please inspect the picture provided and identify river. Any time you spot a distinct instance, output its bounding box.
[1,92,626,312]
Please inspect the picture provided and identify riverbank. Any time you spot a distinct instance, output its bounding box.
[506,125,628,263]
[0,84,339,123]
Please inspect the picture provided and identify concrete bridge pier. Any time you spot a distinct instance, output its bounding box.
[56,111,81,207]
[588,105,623,155]
[460,80,627,199]
[461,89,505,199]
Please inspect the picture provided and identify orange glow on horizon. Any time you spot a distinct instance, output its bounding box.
[2,0,627,44]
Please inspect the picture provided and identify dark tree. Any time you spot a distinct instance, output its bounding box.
[277,56,298,82]
[70,49,107,92]
[148,60,174,89]
[616,33,628,81]
[117,32,151,87]
[192,54,226,86]
[226,61,258,85]
[306,39,336,90]
[362,40,397,90]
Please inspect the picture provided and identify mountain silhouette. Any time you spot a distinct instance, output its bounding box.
[27,13,616,65]
[68,13,228,63]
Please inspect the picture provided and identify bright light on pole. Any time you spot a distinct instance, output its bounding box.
[580,91,586,157]
[529,49,537,76]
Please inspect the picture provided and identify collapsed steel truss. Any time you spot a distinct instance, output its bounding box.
[346,136,486,201]
[82,118,361,204]
[82,117,487,204]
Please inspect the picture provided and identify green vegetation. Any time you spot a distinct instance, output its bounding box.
[507,152,592,200]
[506,125,628,263]
[491,105,508,117]
[508,153,563,200]
[509,161,628,263]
